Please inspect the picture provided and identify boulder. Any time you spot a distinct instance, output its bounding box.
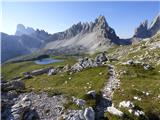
[72,96,86,106]
[48,68,57,76]
[107,106,123,117]
[119,101,134,108]
[84,107,95,120]
[87,90,96,99]
[134,110,145,116]
[95,52,108,64]
[142,63,153,70]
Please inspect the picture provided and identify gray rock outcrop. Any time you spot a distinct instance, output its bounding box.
[31,67,51,76]
[71,52,108,72]
[62,107,95,120]
[133,20,149,38]
[133,15,160,39]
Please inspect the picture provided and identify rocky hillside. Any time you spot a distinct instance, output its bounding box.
[1,31,160,120]
[1,15,127,63]
[1,26,52,62]
[45,15,121,52]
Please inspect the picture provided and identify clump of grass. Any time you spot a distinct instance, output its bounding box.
[46,89,63,97]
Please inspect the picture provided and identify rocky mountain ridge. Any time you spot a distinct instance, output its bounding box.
[133,15,160,38]
[1,14,160,63]
[47,15,119,42]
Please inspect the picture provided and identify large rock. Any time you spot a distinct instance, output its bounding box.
[119,101,135,108]
[95,52,108,64]
[86,90,96,99]
[84,107,95,120]
[107,106,123,117]
[31,68,50,76]
[71,53,108,72]
[72,96,86,107]
[71,57,97,72]
[48,68,57,76]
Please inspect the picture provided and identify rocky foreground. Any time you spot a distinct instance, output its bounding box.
[1,53,111,120]
[2,40,160,120]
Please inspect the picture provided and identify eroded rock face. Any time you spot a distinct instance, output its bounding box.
[10,95,39,120]
[133,15,160,39]
[133,20,149,38]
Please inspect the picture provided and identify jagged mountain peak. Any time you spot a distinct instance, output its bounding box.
[15,24,35,36]
[133,14,160,38]
[133,20,149,38]
[96,15,108,26]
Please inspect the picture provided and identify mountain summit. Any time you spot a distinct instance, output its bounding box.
[45,15,120,52]
[15,24,35,36]
[133,14,160,38]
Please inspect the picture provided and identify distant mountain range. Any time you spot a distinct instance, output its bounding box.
[1,14,160,63]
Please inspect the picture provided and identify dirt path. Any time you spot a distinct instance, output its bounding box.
[95,64,120,119]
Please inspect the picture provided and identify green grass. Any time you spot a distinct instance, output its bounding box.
[109,64,160,120]
[25,66,108,108]
[2,56,76,80]
[2,54,109,109]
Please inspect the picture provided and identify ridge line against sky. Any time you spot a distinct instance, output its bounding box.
[1,1,160,38]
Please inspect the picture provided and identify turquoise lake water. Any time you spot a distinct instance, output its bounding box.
[34,58,63,65]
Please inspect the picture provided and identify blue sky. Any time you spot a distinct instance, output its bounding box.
[1,1,160,38]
